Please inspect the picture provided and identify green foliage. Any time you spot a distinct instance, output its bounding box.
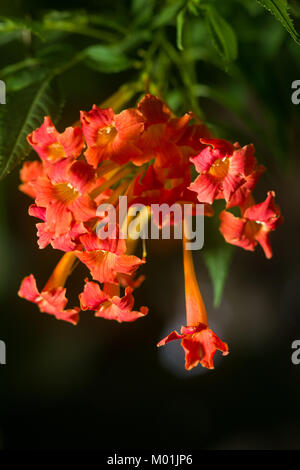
[176,8,186,51]
[84,45,133,73]
[0,16,43,39]
[202,203,234,306]
[42,10,117,42]
[0,79,64,180]
[203,244,234,307]
[204,6,238,65]
[152,0,185,29]
[256,0,300,43]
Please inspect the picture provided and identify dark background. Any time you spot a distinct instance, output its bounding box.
[0,0,300,450]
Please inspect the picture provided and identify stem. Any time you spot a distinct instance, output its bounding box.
[89,166,133,200]
[96,161,119,178]
[44,24,118,43]
[160,35,205,120]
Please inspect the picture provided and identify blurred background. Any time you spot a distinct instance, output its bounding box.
[0,0,300,450]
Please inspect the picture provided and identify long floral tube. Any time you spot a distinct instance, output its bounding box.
[157,228,229,370]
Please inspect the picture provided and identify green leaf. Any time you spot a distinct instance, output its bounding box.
[0,79,63,180]
[205,6,238,64]
[0,60,48,92]
[152,0,185,29]
[203,243,233,307]
[42,10,117,42]
[84,45,132,73]
[131,0,155,28]
[88,14,128,34]
[176,8,186,51]
[5,68,48,92]
[0,16,43,39]
[201,201,234,306]
[257,0,300,43]
[115,30,151,54]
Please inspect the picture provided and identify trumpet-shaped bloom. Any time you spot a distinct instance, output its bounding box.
[189,139,262,206]
[18,251,80,325]
[80,105,145,167]
[80,280,148,322]
[30,160,97,237]
[29,204,88,251]
[18,275,79,325]
[158,323,229,370]
[27,116,84,163]
[158,233,229,369]
[75,231,144,284]
[219,191,282,258]
[136,94,192,170]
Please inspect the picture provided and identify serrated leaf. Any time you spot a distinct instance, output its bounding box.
[257,0,300,43]
[0,79,63,180]
[84,45,132,73]
[205,6,238,64]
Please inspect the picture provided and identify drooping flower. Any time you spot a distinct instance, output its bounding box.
[157,229,229,370]
[75,231,145,285]
[28,204,88,251]
[80,279,148,322]
[18,253,79,324]
[219,191,282,258]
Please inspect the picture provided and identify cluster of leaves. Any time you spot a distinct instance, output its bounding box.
[0,0,299,305]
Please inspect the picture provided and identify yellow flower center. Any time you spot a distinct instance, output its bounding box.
[54,183,79,203]
[244,220,263,239]
[97,125,117,147]
[209,157,229,180]
[47,143,66,161]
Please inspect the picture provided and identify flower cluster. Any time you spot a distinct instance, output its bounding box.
[18,94,282,370]
[189,139,282,258]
